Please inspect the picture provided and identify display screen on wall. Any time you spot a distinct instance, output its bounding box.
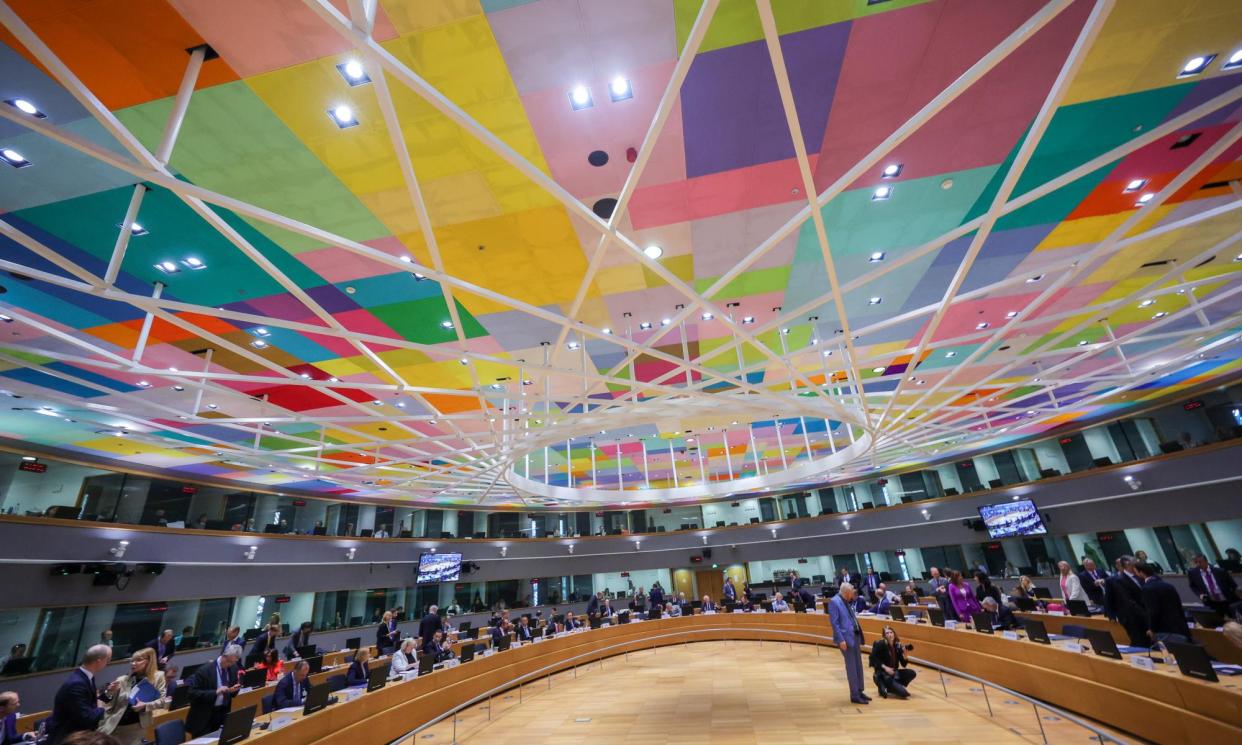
[416,552,462,584]
[977,499,1047,539]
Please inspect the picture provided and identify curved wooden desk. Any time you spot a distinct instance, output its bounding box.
[1013,610,1242,664]
[27,614,1238,745]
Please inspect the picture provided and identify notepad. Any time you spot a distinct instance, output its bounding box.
[130,679,160,705]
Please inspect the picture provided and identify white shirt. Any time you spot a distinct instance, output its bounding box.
[373,530,389,538]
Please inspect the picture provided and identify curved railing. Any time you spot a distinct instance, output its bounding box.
[384,627,1127,745]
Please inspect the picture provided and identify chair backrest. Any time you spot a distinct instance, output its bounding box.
[154,719,186,745]
[262,693,276,714]
[327,673,348,692]
[1061,624,1087,639]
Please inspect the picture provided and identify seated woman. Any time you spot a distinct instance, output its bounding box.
[1009,575,1046,610]
[256,648,283,683]
[391,638,419,676]
[868,625,917,699]
[346,647,371,687]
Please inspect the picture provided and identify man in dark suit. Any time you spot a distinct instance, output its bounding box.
[861,568,880,597]
[701,595,717,613]
[585,592,602,618]
[245,624,280,668]
[146,629,176,670]
[1188,555,1240,619]
[1076,559,1107,606]
[272,660,311,710]
[283,622,313,660]
[828,584,869,705]
[415,607,440,653]
[1104,555,1148,646]
[1135,562,1191,643]
[981,597,1020,630]
[45,645,117,745]
[515,616,534,642]
[185,645,242,737]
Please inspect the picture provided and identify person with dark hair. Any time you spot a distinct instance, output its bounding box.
[868,625,916,698]
[1188,554,1240,619]
[46,645,117,745]
[60,733,120,745]
[1104,555,1148,646]
[1135,562,1192,644]
[272,660,311,710]
[145,630,175,670]
[284,622,313,659]
[245,624,280,668]
[256,648,283,683]
[947,571,982,622]
[974,572,1001,605]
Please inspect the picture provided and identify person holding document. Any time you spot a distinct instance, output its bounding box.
[98,647,166,745]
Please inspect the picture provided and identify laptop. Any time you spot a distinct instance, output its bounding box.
[927,607,945,627]
[297,645,317,659]
[971,611,996,634]
[219,704,257,745]
[1066,599,1092,617]
[589,616,602,630]
[367,663,390,692]
[889,606,906,622]
[900,592,917,605]
[241,668,267,689]
[0,658,33,676]
[1165,640,1218,682]
[1031,587,1052,599]
[344,637,361,650]
[649,607,662,620]
[1190,609,1224,629]
[496,635,511,652]
[1011,596,1037,612]
[459,643,476,663]
[1083,628,1122,660]
[170,683,192,710]
[305,655,323,675]
[1021,618,1051,644]
[458,621,473,633]
[302,683,329,715]
[417,654,434,676]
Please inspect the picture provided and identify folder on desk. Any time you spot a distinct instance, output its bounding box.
[129,679,160,705]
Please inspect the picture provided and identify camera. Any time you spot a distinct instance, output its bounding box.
[904,643,915,651]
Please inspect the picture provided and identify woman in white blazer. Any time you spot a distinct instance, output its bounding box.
[99,646,167,745]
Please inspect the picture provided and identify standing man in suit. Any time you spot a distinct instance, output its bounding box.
[861,568,880,598]
[415,607,440,654]
[245,624,280,668]
[1188,555,1240,619]
[378,611,401,656]
[185,645,242,737]
[723,579,736,603]
[284,622,313,660]
[45,644,117,745]
[146,629,175,670]
[828,583,870,705]
[272,660,311,710]
[219,625,242,654]
[1135,562,1192,643]
[1077,559,1107,606]
[586,592,602,618]
[1104,555,1148,646]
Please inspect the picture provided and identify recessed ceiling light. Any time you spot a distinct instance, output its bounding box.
[1,148,31,168]
[872,185,892,201]
[328,104,358,128]
[567,341,580,350]
[741,316,755,324]
[1005,311,1018,318]
[137,380,151,387]
[1178,54,1216,78]
[1139,299,1155,307]
[372,399,382,405]
[701,312,713,320]
[945,351,957,358]
[868,251,885,262]
[976,322,989,330]
[601,327,612,335]
[459,357,469,365]
[180,256,206,270]
[5,98,45,118]
[1225,48,1242,70]
[0,314,12,322]
[643,244,663,259]
[871,367,885,373]
[207,403,218,409]
[822,350,832,357]
[251,339,268,349]
[661,318,671,326]
[868,296,882,305]
[1153,311,1168,319]
[608,76,633,102]
[172,385,184,391]
[299,373,311,379]
[881,163,902,178]
[1026,274,1043,283]
[1123,178,1147,192]
[639,321,652,330]
[153,260,179,274]
[440,320,453,329]
[1136,193,1155,205]
[253,328,270,337]
[1077,339,1088,346]
[336,59,371,85]
[569,85,593,111]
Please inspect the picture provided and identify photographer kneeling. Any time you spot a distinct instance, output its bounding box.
[869,625,916,699]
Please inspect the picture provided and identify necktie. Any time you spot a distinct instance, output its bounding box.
[1204,569,1222,599]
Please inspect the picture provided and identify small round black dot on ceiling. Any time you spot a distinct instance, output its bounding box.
[587,150,609,167]
[592,197,617,219]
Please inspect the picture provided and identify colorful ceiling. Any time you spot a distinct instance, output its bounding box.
[0,0,1240,509]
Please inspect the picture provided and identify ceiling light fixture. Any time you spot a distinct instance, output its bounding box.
[153,260,179,275]
[945,351,957,358]
[179,256,206,270]
[741,316,755,324]
[1178,54,1216,78]
[639,321,652,330]
[0,148,31,168]
[250,339,268,349]
[1224,48,1242,70]
[1139,299,1155,307]
[881,163,902,178]
[1153,311,1168,319]
[643,244,663,259]
[976,322,989,330]
[868,251,885,262]
[661,318,671,326]
[608,76,633,102]
[1005,311,1018,318]
[1026,274,1044,283]
[1136,193,1155,205]
[701,312,713,320]
[5,98,46,118]
[336,59,371,85]
[117,221,148,236]
[871,367,885,374]
[440,320,453,329]
[569,85,593,111]
[871,185,892,201]
[601,327,611,335]
[1123,178,1147,192]
[868,296,882,305]
[328,104,359,128]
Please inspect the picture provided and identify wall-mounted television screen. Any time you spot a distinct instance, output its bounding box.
[978,499,1047,539]
[416,552,462,584]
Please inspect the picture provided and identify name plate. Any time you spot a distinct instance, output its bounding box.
[755,609,767,614]
[906,617,919,624]
[704,610,716,615]
[1048,610,1066,616]
[1060,640,1084,653]
[1130,655,1155,671]
[1001,631,1020,641]
[268,717,294,732]
[443,658,460,668]
[944,620,957,630]
[731,608,741,613]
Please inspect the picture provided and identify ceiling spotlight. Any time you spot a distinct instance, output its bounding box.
[0,148,31,168]
[1224,48,1242,70]
[244,546,257,561]
[440,320,453,329]
[372,399,382,405]
[1123,178,1147,192]
[20,455,35,462]
[842,520,850,531]
[1178,54,1215,78]
[328,104,359,128]
[601,327,612,335]
[569,85,593,111]
[661,318,671,326]
[769,527,778,539]
[567,341,580,350]
[701,312,713,320]
[1136,193,1155,205]
[871,367,885,374]
[253,327,271,337]
[1153,311,1168,319]
[329,376,339,383]
[1077,339,1088,346]
[921,509,931,522]
[207,403,218,409]
[179,256,206,270]
[869,251,885,262]
[741,316,755,324]
[345,547,357,560]
[337,59,371,85]
[643,244,663,259]
[639,321,652,330]
[1025,274,1043,283]
[499,546,508,557]
[118,221,149,236]
[1005,311,1018,318]
[872,185,892,201]
[567,544,575,554]
[868,296,882,305]
[945,351,957,358]
[153,260,179,275]
[250,339,268,349]
[881,163,903,179]
[1123,474,1142,491]
[136,380,151,388]
[608,76,633,102]
[5,98,45,118]
[1139,299,1155,307]
[459,357,469,364]
[633,541,641,551]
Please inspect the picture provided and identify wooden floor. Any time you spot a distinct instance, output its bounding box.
[403,641,1138,745]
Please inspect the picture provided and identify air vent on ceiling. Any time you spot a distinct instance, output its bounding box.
[1171,132,1201,149]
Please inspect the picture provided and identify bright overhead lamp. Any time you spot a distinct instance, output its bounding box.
[1136,193,1155,205]
[1077,340,1088,346]
[643,244,663,259]
[871,185,892,201]
[741,316,755,324]
[976,322,989,330]
[881,163,902,178]
[639,321,652,330]
[136,380,151,388]
[1139,299,1155,307]
[1123,178,1147,193]
[1005,311,1018,318]
[5,98,45,118]
[567,341,580,350]
[1224,48,1242,70]
[250,339,268,349]
[1178,54,1215,78]
[867,296,882,305]
[868,251,885,262]
[871,367,885,374]
[945,351,957,358]
[458,357,468,365]
[328,104,358,128]
[608,76,633,102]
[601,327,611,335]
[569,85,593,111]
[1025,274,1043,283]
[153,260,179,275]
[701,312,713,320]
[1,148,31,168]
[336,59,371,85]
[180,256,206,270]
[1152,311,1168,319]
[440,320,453,329]
[253,327,271,337]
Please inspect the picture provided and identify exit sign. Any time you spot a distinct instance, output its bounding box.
[18,461,46,473]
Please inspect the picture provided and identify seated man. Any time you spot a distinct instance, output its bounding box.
[770,593,790,612]
[873,588,892,615]
[272,660,311,709]
[980,597,1019,630]
[515,617,535,643]
[700,595,717,613]
[666,602,682,618]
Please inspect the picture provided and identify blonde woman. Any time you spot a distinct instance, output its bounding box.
[99,646,166,745]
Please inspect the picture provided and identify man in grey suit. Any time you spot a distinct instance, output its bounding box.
[828,583,870,705]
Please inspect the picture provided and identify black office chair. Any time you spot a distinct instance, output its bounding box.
[261,694,276,715]
[327,674,348,692]
[1060,624,1088,639]
[154,720,184,745]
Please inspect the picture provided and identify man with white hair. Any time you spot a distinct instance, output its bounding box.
[46,644,117,744]
[828,583,870,705]
[418,606,441,650]
[185,644,242,736]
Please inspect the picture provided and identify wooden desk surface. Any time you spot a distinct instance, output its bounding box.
[1014,610,1242,665]
[20,613,1241,745]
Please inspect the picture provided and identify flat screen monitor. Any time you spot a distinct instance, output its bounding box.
[977,499,1047,539]
[416,552,463,584]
